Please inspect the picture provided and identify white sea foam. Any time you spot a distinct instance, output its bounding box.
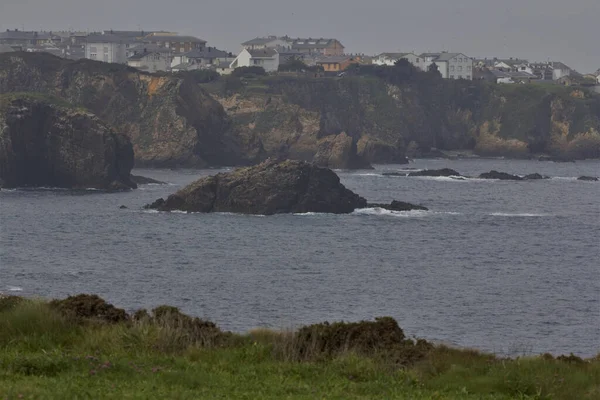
[489,212,548,217]
[551,177,579,181]
[354,173,384,177]
[8,286,23,292]
[352,208,431,218]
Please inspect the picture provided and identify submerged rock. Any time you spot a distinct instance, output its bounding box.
[408,168,461,177]
[478,170,523,181]
[577,176,599,181]
[366,201,428,212]
[0,94,135,190]
[130,175,166,185]
[146,160,368,215]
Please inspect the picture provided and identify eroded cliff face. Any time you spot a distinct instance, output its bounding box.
[0,94,135,189]
[0,52,240,167]
[210,76,600,162]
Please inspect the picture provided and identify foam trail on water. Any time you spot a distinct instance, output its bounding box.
[8,286,23,292]
[489,212,549,217]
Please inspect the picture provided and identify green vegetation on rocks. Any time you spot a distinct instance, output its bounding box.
[0,294,599,399]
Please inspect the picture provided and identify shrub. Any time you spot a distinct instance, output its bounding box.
[231,66,266,78]
[49,294,128,323]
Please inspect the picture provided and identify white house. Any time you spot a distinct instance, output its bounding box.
[230,48,280,72]
[551,62,571,80]
[127,50,170,72]
[85,33,139,63]
[373,52,421,67]
[420,52,473,80]
[241,36,292,50]
[596,73,600,85]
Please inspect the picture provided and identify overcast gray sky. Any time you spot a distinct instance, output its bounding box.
[1,0,598,72]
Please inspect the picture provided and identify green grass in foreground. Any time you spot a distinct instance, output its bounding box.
[0,295,598,399]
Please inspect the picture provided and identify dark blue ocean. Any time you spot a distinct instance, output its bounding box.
[1,159,599,356]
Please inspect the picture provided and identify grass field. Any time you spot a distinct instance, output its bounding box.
[0,295,598,399]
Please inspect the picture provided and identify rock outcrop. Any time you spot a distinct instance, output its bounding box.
[478,171,523,181]
[577,176,599,181]
[408,168,461,177]
[0,52,238,167]
[146,160,368,215]
[366,201,428,212]
[0,94,135,190]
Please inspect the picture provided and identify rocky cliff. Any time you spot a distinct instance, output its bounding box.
[2,52,599,169]
[0,52,241,167]
[207,75,600,162]
[0,93,135,189]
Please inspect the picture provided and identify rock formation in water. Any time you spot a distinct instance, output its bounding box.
[577,176,599,181]
[478,171,524,181]
[366,201,428,211]
[146,160,367,214]
[145,160,428,214]
[0,94,135,190]
[408,168,462,177]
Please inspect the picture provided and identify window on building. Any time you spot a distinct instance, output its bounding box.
[450,75,454,79]
[466,75,471,79]
[467,66,472,71]
[458,66,463,72]
[450,66,454,71]
[104,54,108,62]
[90,46,97,53]
[90,53,97,59]
[104,47,108,53]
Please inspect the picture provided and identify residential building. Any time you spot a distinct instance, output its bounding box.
[420,52,473,80]
[551,62,571,80]
[127,50,170,72]
[127,44,172,60]
[291,38,344,56]
[373,52,421,67]
[0,29,58,46]
[215,61,234,75]
[229,48,280,72]
[85,33,139,63]
[241,36,292,50]
[142,34,206,53]
[316,56,357,73]
[170,47,233,71]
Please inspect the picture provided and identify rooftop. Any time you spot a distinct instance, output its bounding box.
[241,36,286,46]
[0,30,57,40]
[184,47,231,59]
[86,34,139,44]
[144,35,206,44]
[292,38,342,49]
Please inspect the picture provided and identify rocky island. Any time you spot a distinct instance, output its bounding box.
[145,160,427,214]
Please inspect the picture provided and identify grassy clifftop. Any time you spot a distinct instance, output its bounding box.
[1,294,598,399]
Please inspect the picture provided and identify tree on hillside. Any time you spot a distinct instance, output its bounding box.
[427,62,442,78]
